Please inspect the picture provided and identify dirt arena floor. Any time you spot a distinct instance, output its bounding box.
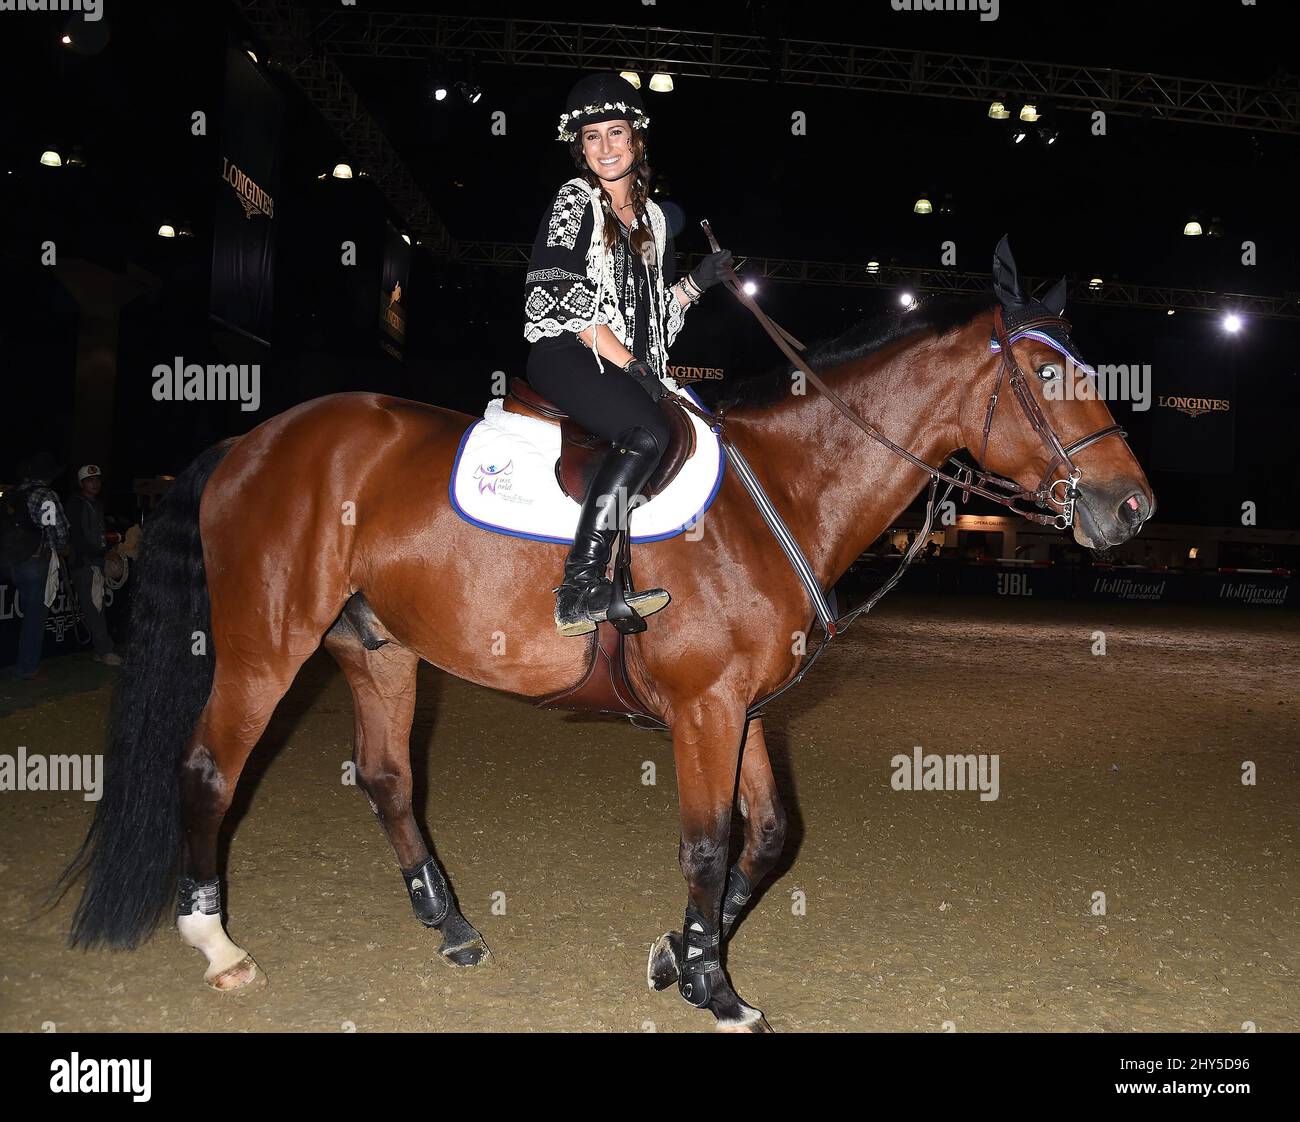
[1,593,1296,1033]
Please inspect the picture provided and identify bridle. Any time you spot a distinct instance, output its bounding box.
[970,306,1128,530]
[677,222,1129,534]
[650,222,1138,727]
[610,224,1147,730]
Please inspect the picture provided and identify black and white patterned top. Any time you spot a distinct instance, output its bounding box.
[523,177,690,379]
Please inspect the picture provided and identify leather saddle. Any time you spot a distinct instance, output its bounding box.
[504,377,696,503]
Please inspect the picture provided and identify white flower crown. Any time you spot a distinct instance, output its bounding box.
[556,100,651,142]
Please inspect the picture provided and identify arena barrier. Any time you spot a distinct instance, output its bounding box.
[842,557,1294,609]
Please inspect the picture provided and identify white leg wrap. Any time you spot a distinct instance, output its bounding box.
[178,910,249,980]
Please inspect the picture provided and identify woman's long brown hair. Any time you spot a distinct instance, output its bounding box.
[569,125,655,262]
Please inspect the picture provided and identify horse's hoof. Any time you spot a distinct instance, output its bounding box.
[438,938,490,967]
[646,931,682,991]
[716,1008,772,1033]
[204,954,265,991]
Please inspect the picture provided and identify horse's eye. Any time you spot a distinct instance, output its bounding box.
[1037,363,1062,381]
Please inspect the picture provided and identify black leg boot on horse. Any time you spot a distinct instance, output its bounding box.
[553,424,671,636]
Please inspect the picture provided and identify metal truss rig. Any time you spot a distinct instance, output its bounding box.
[235,0,455,255]
[458,240,1300,321]
[306,13,1299,135]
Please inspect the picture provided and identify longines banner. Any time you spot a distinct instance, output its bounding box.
[210,47,283,345]
[1149,339,1235,474]
[379,220,410,359]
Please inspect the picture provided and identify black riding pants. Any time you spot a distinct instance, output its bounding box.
[526,333,671,462]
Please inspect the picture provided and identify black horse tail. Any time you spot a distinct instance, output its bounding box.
[60,438,237,949]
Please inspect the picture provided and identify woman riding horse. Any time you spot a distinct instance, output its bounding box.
[523,71,733,636]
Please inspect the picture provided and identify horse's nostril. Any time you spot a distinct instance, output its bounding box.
[1119,493,1146,524]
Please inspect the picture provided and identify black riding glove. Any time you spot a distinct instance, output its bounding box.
[687,248,734,294]
[623,358,667,403]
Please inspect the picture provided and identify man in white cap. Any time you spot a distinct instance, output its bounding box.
[66,464,122,666]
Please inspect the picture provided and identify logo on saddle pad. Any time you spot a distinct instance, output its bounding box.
[474,459,516,496]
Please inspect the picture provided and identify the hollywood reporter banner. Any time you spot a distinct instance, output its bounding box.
[866,560,1292,609]
[210,46,283,344]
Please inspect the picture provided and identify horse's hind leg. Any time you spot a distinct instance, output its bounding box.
[177,655,307,990]
[324,615,488,967]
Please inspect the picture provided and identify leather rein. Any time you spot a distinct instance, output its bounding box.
[676,220,1127,532]
[643,222,1130,725]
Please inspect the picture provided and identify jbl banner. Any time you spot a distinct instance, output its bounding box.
[1149,338,1235,474]
[210,48,283,344]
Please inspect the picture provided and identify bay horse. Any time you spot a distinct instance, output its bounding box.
[62,245,1154,1031]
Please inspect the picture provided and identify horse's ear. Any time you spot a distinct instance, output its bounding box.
[992,234,1025,308]
[1041,275,1067,317]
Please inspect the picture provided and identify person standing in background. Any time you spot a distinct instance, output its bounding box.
[2,452,70,682]
[66,464,122,667]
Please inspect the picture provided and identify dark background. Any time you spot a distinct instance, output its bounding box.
[1,0,1296,531]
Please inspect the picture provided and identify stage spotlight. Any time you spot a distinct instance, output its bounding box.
[1010,127,1028,144]
[158,225,176,238]
[1019,103,1040,122]
[1088,277,1104,290]
[988,100,1010,120]
[246,50,258,63]
[1040,127,1059,146]
[913,196,933,215]
[400,234,411,246]
[1183,220,1203,236]
[1166,308,1176,316]
[331,163,354,179]
[866,260,881,275]
[900,291,916,308]
[742,280,757,295]
[433,86,448,101]
[39,150,62,167]
[457,81,482,104]
[620,71,641,89]
[61,34,71,45]
[1222,313,1242,333]
[649,72,673,93]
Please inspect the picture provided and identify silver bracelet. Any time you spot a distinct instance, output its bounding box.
[681,276,702,303]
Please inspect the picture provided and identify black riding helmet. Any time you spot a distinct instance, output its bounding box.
[556,72,650,142]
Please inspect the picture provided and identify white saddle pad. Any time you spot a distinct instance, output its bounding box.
[450,383,724,543]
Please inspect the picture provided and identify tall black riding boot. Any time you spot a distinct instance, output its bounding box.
[553,425,672,636]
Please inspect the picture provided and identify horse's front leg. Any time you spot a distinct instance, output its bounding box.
[654,698,772,1032]
[724,718,787,938]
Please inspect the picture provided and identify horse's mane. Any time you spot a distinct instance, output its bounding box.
[701,295,992,413]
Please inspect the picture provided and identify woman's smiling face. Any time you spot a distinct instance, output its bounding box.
[581,119,635,181]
